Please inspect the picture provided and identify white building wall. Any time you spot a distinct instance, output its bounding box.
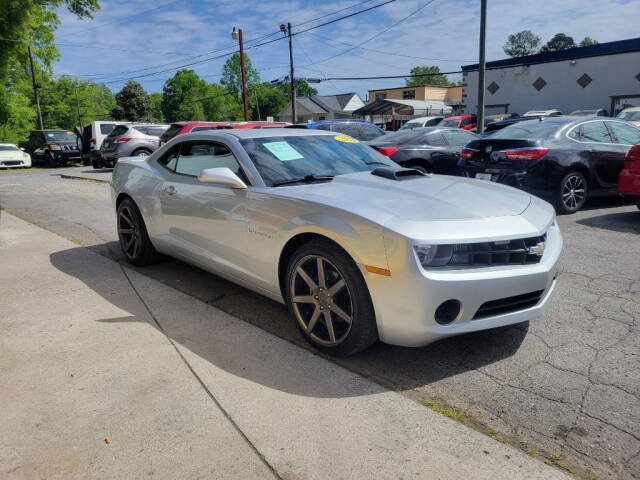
[343,95,365,112]
[461,51,640,116]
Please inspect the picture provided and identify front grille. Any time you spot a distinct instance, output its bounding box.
[1,161,22,166]
[448,234,546,267]
[473,290,544,320]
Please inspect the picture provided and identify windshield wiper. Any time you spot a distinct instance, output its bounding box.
[271,175,334,187]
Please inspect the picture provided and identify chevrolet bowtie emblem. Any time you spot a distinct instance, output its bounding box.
[527,242,546,257]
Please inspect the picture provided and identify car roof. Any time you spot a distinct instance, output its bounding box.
[622,106,640,112]
[188,127,337,140]
[312,120,377,125]
[406,116,442,122]
[0,143,18,146]
[442,115,474,120]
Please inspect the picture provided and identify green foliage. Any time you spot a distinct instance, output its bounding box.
[503,30,541,57]
[148,92,164,122]
[221,53,259,100]
[0,90,36,143]
[540,33,577,53]
[113,80,151,121]
[579,37,598,47]
[252,83,287,120]
[405,65,452,87]
[278,79,318,100]
[161,69,243,122]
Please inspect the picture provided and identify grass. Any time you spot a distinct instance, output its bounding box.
[424,400,469,424]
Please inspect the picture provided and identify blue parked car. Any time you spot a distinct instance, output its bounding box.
[288,120,386,141]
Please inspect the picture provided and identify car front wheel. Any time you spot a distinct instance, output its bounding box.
[117,198,161,266]
[285,239,378,356]
[556,171,587,214]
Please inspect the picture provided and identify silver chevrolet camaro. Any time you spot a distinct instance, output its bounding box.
[111,128,562,356]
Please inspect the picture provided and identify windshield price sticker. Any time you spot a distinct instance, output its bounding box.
[334,134,359,143]
[263,141,304,161]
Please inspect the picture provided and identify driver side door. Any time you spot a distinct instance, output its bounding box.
[157,140,250,280]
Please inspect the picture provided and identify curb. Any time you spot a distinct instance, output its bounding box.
[60,174,110,184]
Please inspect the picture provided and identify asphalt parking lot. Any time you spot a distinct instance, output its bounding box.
[1,166,639,479]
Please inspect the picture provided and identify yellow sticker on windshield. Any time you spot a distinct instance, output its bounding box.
[67,131,74,134]
[334,134,359,143]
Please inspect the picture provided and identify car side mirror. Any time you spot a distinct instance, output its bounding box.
[198,167,247,189]
[20,147,25,151]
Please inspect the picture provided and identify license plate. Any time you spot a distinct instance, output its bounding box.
[475,173,492,181]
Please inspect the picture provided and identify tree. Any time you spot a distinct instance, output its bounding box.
[405,66,452,87]
[113,80,151,121]
[540,33,577,53]
[148,92,164,122]
[220,53,259,100]
[503,30,541,57]
[251,83,287,120]
[278,79,318,100]
[579,37,598,47]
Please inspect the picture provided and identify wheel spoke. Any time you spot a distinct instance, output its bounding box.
[327,278,345,296]
[293,295,315,304]
[323,310,336,343]
[306,307,321,333]
[125,235,136,254]
[331,303,352,324]
[118,228,134,234]
[316,257,326,289]
[296,266,317,290]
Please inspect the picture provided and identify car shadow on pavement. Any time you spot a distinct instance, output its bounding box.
[576,208,640,234]
[50,245,528,397]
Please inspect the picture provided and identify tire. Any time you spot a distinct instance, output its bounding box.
[91,157,103,169]
[285,239,378,356]
[555,171,588,214]
[132,149,151,158]
[103,158,116,169]
[116,198,161,266]
[405,161,431,174]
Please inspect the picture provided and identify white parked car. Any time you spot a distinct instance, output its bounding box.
[111,129,562,356]
[399,116,444,130]
[78,121,124,167]
[0,143,31,168]
[616,106,640,127]
[522,109,563,117]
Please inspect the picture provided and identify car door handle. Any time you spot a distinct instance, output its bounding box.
[162,185,176,195]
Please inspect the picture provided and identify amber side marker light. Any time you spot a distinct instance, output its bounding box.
[366,265,391,276]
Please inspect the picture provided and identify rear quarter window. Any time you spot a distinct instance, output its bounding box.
[100,124,115,135]
[109,125,129,137]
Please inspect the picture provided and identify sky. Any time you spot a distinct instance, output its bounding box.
[52,0,640,99]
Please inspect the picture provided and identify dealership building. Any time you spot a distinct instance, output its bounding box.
[461,37,640,116]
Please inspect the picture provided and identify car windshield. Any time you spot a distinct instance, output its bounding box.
[439,119,459,127]
[240,135,397,186]
[490,119,566,139]
[0,145,19,151]
[399,121,421,130]
[44,131,76,142]
[618,111,640,121]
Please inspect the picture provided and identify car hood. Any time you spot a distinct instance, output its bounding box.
[268,171,533,228]
[0,151,25,159]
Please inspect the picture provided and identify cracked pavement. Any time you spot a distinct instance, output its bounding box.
[1,167,639,479]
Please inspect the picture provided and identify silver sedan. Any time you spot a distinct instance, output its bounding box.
[111,128,562,356]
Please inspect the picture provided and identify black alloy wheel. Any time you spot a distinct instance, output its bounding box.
[557,171,587,214]
[116,198,160,266]
[286,239,378,356]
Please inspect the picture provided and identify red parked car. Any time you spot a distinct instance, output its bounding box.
[438,114,477,130]
[159,121,289,145]
[618,143,640,209]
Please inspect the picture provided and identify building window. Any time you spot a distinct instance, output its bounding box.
[403,90,415,99]
[375,93,387,100]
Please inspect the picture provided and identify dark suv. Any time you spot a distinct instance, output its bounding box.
[25,130,80,167]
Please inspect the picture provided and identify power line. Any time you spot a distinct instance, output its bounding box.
[297,0,438,68]
[293,0,396,36]
[294,0,377,27]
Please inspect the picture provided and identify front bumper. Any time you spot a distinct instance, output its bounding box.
[52,149,81,161]
[364,219,562,347]
[0,158,30,168]
[618,168,640,198]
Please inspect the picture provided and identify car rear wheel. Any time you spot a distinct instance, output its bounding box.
[285,239,378,356]
[103,158,116,169]
[405,161,431,174]
[46,151,59,168]
[556,171,587,214]
[132,149,151,157]
[117,198,161,266]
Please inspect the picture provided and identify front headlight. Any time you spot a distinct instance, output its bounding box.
[50,144,61,150]
[413,244,454,267]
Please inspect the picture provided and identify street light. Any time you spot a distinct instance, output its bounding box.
[232,26,249,121]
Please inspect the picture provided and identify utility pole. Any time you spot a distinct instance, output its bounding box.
[28,45,44,130]
[281,23,296,124]
[232,27,249,121]
[476,0,487,133]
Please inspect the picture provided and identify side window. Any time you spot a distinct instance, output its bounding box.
[175,142,243,178]
[157,145,180,171]
[192,126,216,132]
[567,126,581,141]
[359,124,383,141]
[442,129,475,146]
[607,122,640,145]
[133,126,149,135]
[581,121,612,143]
[100,124,115,135]
[332,124,362,138]
[314,124,332,131]
[148,127,168,137]
[460,118,474,127]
